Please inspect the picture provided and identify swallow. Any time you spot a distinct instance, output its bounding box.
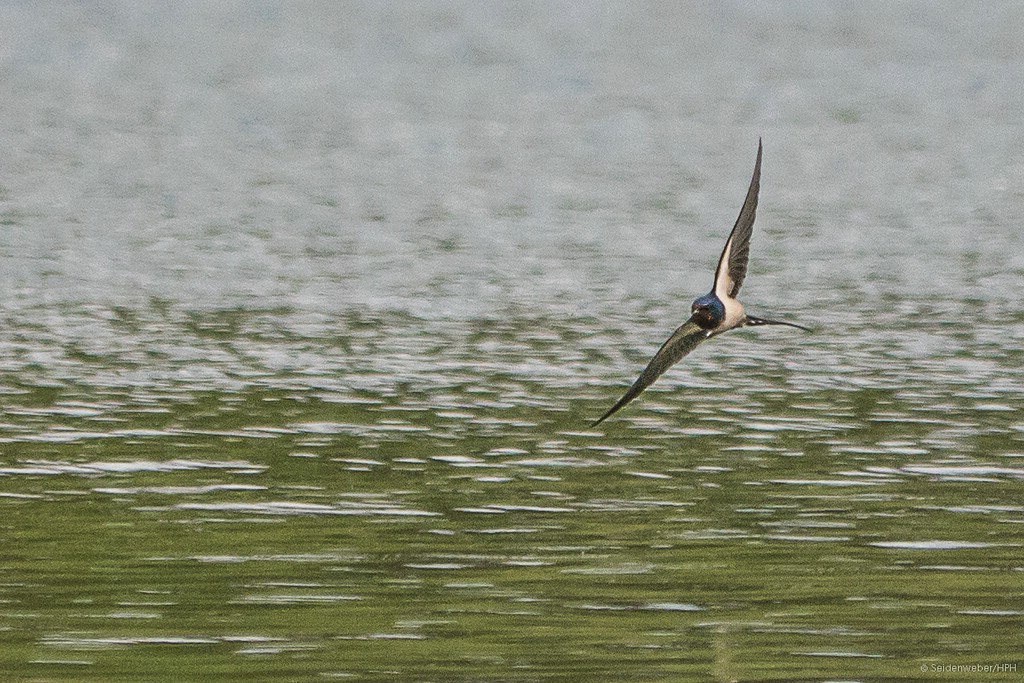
[591,139,810,426]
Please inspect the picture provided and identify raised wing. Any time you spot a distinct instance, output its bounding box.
[591,319,710,426]
[713,138,762,300]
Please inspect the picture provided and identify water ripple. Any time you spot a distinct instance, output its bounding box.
[0,459,266,476]
[175,501,440,517]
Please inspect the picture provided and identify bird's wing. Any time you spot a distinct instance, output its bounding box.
[591,319,710,426]
[713,138,762,300]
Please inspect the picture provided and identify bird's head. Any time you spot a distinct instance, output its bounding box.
[691,294,725,330]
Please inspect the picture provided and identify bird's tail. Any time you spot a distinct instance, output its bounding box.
[745,315,811,332]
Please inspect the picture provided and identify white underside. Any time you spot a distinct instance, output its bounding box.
[712,232,748,335]
[714,238,735,300]
[713,296,746,335]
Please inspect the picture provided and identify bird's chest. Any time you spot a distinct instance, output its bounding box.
[716,297,746,333]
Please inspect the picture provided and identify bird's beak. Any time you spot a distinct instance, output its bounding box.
[745,315,812,332]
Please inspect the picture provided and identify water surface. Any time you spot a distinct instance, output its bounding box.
[1,2,1023,681]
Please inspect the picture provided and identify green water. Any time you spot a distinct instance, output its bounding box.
[3,2,1024,680]
[2,308,1021,682]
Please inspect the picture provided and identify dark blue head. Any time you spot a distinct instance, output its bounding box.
[691,293,725,330]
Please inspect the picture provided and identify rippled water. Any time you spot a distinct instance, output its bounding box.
[2,2,1023,681]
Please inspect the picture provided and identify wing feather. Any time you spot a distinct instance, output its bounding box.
[591,320,710,426]
[713,139,762,300]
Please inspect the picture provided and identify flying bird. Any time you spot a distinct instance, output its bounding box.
[592,139,809,426]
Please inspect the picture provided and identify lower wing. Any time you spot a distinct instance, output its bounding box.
[591,319,710,426]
